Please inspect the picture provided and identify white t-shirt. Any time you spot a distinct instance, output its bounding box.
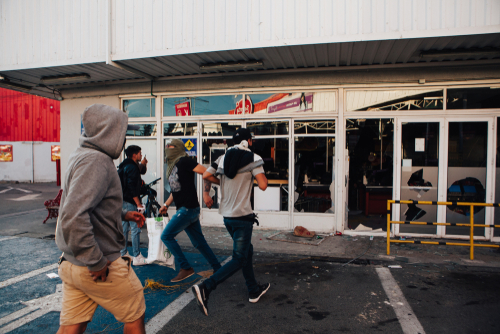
[207,154,265,218]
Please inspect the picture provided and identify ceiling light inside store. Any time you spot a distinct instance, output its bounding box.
[419,48,500,58]
[423,97,443,100]
[200,61,264,71]
[41,74,91,84]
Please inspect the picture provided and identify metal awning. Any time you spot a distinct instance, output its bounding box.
[1,33,499,100]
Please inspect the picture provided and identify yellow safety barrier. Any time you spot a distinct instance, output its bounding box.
[387,200,500,260]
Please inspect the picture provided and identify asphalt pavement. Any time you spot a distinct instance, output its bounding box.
[163,255,500,334]
[1,182,500,333]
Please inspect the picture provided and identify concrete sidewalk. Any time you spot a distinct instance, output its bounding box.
[169,226,500,269]
[2,182,499,269]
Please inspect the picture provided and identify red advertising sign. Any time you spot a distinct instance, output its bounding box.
[234,96,253,115]
[51,145,61,161]
[0,144,13,162]
[175,101,191,116]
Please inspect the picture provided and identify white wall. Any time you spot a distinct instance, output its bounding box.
[60,96,120,182]
[0,141,58,182]
[111,0,500,61]
[0,0,108,71]
[2,0,500,70]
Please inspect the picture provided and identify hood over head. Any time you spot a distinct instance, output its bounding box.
[165,139,188,179]
[79,104,128,159]
[165,139,187,161]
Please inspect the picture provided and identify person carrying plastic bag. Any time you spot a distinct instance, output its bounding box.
[158,139,221,282]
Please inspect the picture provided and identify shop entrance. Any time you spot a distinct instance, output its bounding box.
[291,119,336,231]
[444,119,491,239]
[198,119,292,228]
[393,118,493,239]
[195,118,336,230]
[345,118,394,233]
[396,119,443,237]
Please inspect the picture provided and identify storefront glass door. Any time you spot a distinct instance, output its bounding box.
[495,117,500,238]
[292,119,336,231]
[398,120,441,236]
[162,122,199,207]
[244,119,291,229]
[445,120,490,238]
[199,121,243,225]
[124,123,159,207]
[345,118,394,233]
[200,121,242,209]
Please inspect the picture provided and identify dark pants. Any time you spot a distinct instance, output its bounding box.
[160,207,221,271]
[203,218,258,294]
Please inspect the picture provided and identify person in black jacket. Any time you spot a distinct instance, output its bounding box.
[118,145,148,266]
[158,139,221,282]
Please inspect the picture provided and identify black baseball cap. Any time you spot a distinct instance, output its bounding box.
[233,128,253,144]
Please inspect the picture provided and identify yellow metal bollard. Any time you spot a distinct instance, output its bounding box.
[387,201,391,255]
[470,205,474,260]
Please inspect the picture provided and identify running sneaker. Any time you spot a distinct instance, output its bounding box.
[132,253,148,266]
[192,283,210,316]
[249,283,271,303]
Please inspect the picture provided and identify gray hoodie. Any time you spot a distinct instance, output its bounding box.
[56,104,128,271]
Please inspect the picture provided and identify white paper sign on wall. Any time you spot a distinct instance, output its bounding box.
[415,138,425,152]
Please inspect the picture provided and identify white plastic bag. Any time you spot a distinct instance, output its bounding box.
[146,216,175,269]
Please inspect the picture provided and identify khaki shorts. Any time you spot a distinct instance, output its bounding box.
[58,257,146,326]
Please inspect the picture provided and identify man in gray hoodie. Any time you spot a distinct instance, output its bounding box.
[55,104,146,334]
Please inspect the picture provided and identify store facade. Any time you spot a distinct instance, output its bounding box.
[2,0,500,239]
[106,80,500,241]
[122,89,337,232]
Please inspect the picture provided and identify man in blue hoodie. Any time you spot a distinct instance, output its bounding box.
[56,104,146,334]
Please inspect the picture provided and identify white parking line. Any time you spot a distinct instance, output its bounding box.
[0,208,46,219]
[0,187,32,194]
[376,267,426,334]
[0,236,17,242]
[0,284,62,333]
[145,256,232,334]
[14,188,33,193]
[7,194,41,201]
[0,187,13,194]
[0,263,59,289]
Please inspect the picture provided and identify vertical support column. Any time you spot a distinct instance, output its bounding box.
[335,88,345,233]
[56,159,61,187]
[470,205,474,260]
[485,118,496,241]
[31,141,34,183]
[156,95,163,205]
[387,200,391,255]
[289,117,294,229]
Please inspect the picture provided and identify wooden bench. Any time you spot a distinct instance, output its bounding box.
[43,189,63,224]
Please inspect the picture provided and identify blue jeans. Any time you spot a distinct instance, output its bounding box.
[121,202,142,257]
[160,207,221,271]
[203,218,258,294]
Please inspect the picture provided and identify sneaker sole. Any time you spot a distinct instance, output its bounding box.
[192,286,208,316]
[249,284,270,303]
[171,271,195,282]
[133,261,148,266]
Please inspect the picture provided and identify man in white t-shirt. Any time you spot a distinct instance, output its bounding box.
[192,128,270,316]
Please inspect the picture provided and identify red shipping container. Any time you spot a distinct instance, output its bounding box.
[0,88,60,142]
